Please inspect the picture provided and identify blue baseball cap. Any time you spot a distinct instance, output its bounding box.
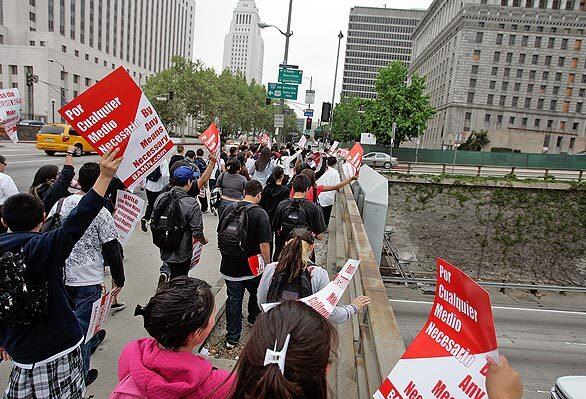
[173,166,197,184]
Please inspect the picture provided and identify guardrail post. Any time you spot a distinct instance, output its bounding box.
[442,164,446,174]
[407,162,411,174]
[544,168,549,180]
[511,166,516,175]
[579,170,583,182]
[476,165,481,176]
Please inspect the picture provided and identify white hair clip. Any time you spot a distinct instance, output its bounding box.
[263,334,291,374]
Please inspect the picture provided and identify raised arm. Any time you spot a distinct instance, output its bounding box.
[322,175,357,192]
[197,155,217,189]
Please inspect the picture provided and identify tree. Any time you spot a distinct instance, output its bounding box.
[458,130,490,151]
[365,61,435,147]
[331,96,367,142]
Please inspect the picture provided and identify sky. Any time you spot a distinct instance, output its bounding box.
[193,0,433,119]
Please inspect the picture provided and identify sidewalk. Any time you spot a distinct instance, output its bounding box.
[0,209,224,397]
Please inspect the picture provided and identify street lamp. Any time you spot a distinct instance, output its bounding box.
[48,58,65,72]
[50,99,56,123]
[330,31,344,131]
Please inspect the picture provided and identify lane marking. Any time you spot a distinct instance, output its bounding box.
[389,299,586,316]
[565,342,586,346]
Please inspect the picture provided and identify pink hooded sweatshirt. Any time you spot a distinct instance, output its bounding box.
[110,338,234,399]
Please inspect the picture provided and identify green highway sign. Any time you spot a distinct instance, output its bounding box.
[267,82,299,100]
[278,68,303,84]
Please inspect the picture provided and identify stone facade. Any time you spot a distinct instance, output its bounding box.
[410,0,586,154]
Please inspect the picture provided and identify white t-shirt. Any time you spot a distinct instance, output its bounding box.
[49,194,119,286]
[0,172,19,205]
[316,166,341,207]
[211,158,225,180]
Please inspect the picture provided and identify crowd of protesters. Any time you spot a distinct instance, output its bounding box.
[0,139,524,399]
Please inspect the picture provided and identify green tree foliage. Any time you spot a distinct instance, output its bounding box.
[331,96,367,142]
[365,61,435,147]
[143,56,287,137]
[459,130,490,151]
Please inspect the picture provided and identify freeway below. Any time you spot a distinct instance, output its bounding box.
[380,162,584,181]
[388,285,586,399]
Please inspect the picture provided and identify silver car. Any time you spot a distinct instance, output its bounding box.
[362,152,398,169]
[551,376,586,399]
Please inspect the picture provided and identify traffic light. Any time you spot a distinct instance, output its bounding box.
[26,73,34,87]
[306,117,312,130]
[321,102,332,122]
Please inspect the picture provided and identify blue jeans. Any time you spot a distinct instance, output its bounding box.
[218,199,238,220]
[66,284,102,380]
[225,276,261,344]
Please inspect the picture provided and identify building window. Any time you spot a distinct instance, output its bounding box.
[538,99,545,109]
[568,74,575,83]
[567,87,573,96]
[59,0,65,35]
[85,78,91,86]
[535,119,541,127]
[527,84,534,93]
[504,68,511,77]
[487,94,494,105]
[80,0,85,43]
[567,0,575,8]
[512,97,519,107]
[555,72,562,82]
[485,114,491,122]
[556,136,563,147]
[471,65,479,74]
[476,32,483,43]
[467,93,475,103]
[496,34,503,44]
[561,38,569,49]
[545,56,552,66]
[492,67,498,76]
[562,101,570,112]
[490,80,496,89]
[494,52,501,62]
[581,89,586,97]
[516,69,523,78]
[519,53,526,64]
[73,74,79,84]
[470,79,477,88]
[500,95,506,106]
[524,98,531,108]
[540,85,547,94]
[532,55,539,65]
[465,112,472,120]
[534,37,542,48]
[506,52,513,63]
[558,57,565,67]
[521,36,528,47]
[514,82,521,91]
[473,50,481,61]
[509,35,516,46]
[48,0,54,31]
[509,117,516,124]
[575,39,583,51]
[497,115,503,124]
[572,122,579,131]
[9,65,17,75]
[577,103,583,113]
[530,70,536,80]
[502,81,509,91]
[85,53,89,61]
[29,40,35,46]
[569,137,576,149]
[543,71,549,80]
[94,57,98,64]
[61,45,67,53]
[40,40,46,46]
[550,100,557,111]
[30,12,36,22]
[522,118,528,126]
[547,120,553,129]
[548,37,555,48]
[543,134,551,147]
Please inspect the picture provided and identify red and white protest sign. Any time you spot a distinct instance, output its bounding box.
[261,259,361,317]
[0,89,22,144]
[190,241,203,270]
[329,141,339,155]
[259,133,272,147]
[297,135,307,149]
[337,148,349,158]
[342,143,364,178]
[374,258,498,399]
[249,254,266,276]
[113,190,145,245]
[86,291,114,343]
[59,67,173,190]
[200,123,221,159]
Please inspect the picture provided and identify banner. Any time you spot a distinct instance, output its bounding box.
[329,141,339,155]
[200,123,221,159]
[58,67,173,190]
[374,258,498,399]
[261,259,361,318]
[346,142,364,170]
[249,254,266,276]
[113,190,145,245]
[190,241,203,270]
[86,291,114,343]
[0,89,22,144]
[259,133,271,147]
[297,135,307,149]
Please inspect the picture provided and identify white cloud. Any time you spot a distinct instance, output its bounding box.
[194,0,433,119]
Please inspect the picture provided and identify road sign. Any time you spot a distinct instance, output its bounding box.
[274,114,285,128]
[304,109,314,117]
[267,83,298,100]
[278,68,303,84]
[305,90,315,105]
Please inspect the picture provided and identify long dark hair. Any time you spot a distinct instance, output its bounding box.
[274,229,314,282]
[135,276,214,351]
[229,301,337,399]
[266,166,285,187]
[301,169,318,202]
[255,146,272,172]
[30,164,59,197]
[226,159,241,174]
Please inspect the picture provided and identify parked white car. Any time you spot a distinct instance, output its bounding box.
[551,376,586,399]
[362,152,398,169]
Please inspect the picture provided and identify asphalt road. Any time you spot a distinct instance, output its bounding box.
[388,286,586,399]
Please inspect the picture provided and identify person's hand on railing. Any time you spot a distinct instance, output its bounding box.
[486,355,523,399]
[352,295,371,310]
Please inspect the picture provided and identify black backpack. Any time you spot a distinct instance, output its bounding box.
[278,199,309,239]
[217,203,256,261]
[146,166,162,183]
[0,250,49,326]
[40,198,66,233]
[267,269,312,302]
[150,190,189,251]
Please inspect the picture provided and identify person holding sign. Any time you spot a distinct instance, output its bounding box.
[0,149,122,399]
[257,228,370,324]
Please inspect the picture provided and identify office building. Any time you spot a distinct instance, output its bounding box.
[222,0,264,84]
[410,0,586,154]
[341,7,425,99]
[0,0,195,122]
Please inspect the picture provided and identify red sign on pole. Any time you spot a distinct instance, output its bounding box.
[58,67,173,190]
[374,258,498,399]
[346,142,364,170]
[199,123,221,156]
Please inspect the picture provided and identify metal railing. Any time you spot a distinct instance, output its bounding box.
[380,162,584,181]
[328,180,405,398]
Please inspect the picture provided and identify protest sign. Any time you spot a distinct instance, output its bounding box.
[278,149,302,177]
[297,135,307,149]
[346,142,364,170]
[329,141,339,155]
[113,190,145,245]
[337,148,349,159]
[261,259,361,317]
[200,123,221,159]
[86,291,114,343]
[59,67,173,190]
[190,241,203,270]
[0,89,22,144]
[259,133,271,147]
[249,254,266,277]
[374,258,498,399]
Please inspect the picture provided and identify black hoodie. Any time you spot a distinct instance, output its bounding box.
[259,183,290,223]
[0,189,106,364]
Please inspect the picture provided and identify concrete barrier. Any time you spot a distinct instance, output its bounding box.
[327,177,405,398]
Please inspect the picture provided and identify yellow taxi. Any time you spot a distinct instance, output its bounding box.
[36,123,95,156]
